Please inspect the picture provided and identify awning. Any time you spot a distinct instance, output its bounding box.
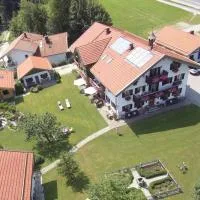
[74,78,86,86]
[84,87,97,95]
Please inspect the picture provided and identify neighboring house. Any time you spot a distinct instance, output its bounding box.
[0,70,15,100]
[70,22,200,119]
[155,26,200,63]
[0,32,68,68]
[0,150,34,200]
[17,56,53,87]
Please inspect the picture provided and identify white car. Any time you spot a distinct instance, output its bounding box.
[189,68,200,75]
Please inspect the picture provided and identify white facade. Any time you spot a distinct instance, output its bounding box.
[47,53,66,65]
[104,57,189,118]
[22,70,52,87]
[4,49,34,68]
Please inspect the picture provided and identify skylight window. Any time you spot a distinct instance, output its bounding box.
[101,55,107,60]
[106,58,113,64]
[110,37,132,54]
[126,47,153,68]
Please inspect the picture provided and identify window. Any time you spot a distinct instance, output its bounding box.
[122,104,132,112]
[181,73,185,80]
[149,83,159,93]
[190,55,194,60]
[170,61,181,71]
[175,74,185,82]
[26,77,33,83]
[135,87,140,94]
[142,86,146,92]
[178,88,182,94]
[198,51,200,59]
[150,67,161,77]
[105,95,110,103]
[122,89,133,98]
[111,101,116,109]
[133,81,138,86]
[2,90,9,95]
[40,73,48,79]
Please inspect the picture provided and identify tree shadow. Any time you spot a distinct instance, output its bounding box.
[15,96,24,105]
[43,180,58,200]
[71,171,90,192]
[34,140,72,160]
[127,104,200,136]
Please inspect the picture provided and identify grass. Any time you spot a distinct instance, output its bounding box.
[16,74,106,145]
[100,0,200,37]
[0,74,106,167]
[44,105,200,200]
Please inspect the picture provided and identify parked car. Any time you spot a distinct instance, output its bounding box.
[189,68,200,75]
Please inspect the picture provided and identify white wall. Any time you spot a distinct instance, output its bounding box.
[104,57,189,117]
[8,49,34,67]
[22,70,51,87]
[47,53,66,65]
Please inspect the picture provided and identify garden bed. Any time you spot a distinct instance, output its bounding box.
[136,160,167,179]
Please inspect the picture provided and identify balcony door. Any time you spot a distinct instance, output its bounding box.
[149,82,159,93]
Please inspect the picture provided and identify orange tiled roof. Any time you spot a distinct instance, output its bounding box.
[0,70,15,89]
[0,150,33,200]
[17,56,52,79]
[71,22,200,95]
[76,37,111,66]
[156,26,200,56]
[39,32,68,57]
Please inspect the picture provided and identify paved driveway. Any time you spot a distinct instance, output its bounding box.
[186,74,200,106]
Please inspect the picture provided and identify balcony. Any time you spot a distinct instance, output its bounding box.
[172,80,182,86]
[146,71,168,84]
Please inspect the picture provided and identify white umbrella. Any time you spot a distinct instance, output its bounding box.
[74,78,86,86]
[84,87,97,95]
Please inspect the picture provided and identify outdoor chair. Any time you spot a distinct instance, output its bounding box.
[65,99,71,108]
[57,101,64,111]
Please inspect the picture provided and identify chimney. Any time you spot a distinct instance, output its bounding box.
[190,30,194,35]
[106,28,111,34]
[148,32,156,50]
[129,43,134,50]
[44,35,50,44]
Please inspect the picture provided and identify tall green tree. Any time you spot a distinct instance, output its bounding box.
[20,112,62,143]
[9,0,47,36]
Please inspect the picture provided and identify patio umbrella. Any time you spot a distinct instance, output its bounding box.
[84,87,97,95]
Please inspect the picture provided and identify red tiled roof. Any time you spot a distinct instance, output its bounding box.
[156,26,200,56]
[0,150,34,200]
[71,22,200,95]
[17,56,52,79]
[39,32,68,57]
[76,37,111,66]
[0,70,15,89]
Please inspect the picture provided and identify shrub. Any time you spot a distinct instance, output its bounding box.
[0,144,3,149]
[54,71,61,83]
[0,102,16,113]
[15,81,24,95]
[57,61,67,66]
[137,165,167,179]
[37,85,43,91]
[35,155,45,166]
[30,87,39,93]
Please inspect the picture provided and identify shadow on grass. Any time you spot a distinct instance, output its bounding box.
[34,140,72,160]
[128,104,200,135]
[71,171,90,192]
[15,96,24,105]
[43,180,58,200]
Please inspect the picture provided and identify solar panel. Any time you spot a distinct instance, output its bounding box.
[110,37,132,54]
[126,47,153,67]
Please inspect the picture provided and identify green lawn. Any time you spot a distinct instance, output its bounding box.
[44,105,200,200]
[0,74,106,167]
[16,74,106,145]
[100,0,200,37]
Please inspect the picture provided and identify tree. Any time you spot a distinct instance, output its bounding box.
[68,0,112,42]
[20,112,62,143]
[9,0,47,37]
[88,174,145,200]
[58,152,89,191]
[194,181,200,200]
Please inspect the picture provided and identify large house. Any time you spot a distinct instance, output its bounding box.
[0,70,15,100]
[17,56,53,87]
[0,150,34,200]
[70,22,200,119]
[0,32,68,68]
[155,26,200,63]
